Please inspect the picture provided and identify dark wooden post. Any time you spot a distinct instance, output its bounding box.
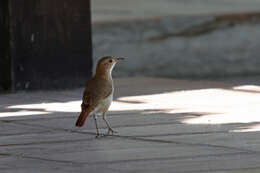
[0,0,92,91]
[0,0,11,91]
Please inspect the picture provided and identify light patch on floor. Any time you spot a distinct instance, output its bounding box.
[2,84,260,133]
[0,111,50,118]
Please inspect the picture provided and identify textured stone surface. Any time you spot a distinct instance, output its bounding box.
[92,0,260,22]
[91,0,260,78]
[1,77,260,172]
[93,14,260,78]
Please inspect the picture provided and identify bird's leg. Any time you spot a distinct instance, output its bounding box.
[102,113,117,135]
[93,114,100,137]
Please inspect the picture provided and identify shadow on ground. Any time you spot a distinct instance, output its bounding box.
[1,77,260,172]
[1,76,260,134]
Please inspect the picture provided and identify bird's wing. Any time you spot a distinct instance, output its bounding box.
[83,78,112,108]
[75,78,112,127]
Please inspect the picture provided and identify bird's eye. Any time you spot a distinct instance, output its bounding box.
[109,59,113,63]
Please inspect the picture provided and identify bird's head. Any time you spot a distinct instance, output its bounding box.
[95,56,124,77]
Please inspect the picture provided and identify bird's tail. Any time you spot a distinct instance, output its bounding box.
[75,111,90,127]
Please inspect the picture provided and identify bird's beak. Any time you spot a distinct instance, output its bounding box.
[115,57,124,62]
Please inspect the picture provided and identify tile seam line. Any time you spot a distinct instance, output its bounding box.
[111,134,258,154]
[84,151,257,165]
[5,121,228,142]
[6,122,259,154]
[173,166,260,173]
[1,151,255,167]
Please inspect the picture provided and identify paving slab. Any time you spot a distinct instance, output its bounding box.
[22,138,234,163]
[1,77,260,172]
[152,131,260,152]
[95,153,260,173]
[0,121,48,137]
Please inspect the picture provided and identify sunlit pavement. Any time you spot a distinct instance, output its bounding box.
[1,77,260,172]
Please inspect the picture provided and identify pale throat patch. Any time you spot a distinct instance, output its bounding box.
[109,63,116,77]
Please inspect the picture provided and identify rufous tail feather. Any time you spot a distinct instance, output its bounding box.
[75,110,90,127]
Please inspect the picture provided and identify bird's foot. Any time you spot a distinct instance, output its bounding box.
[107,128,118,135]
[95,133,106,138]
[95,134,100,138]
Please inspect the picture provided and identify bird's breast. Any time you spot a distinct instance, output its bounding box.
[94,92,113,114]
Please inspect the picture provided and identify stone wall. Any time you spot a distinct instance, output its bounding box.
[92,13,260,78]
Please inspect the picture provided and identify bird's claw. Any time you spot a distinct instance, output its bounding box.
[95,133,106,138]
[95,129,117,138]
[107,128,118,135]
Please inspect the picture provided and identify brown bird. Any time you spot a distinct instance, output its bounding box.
[75,56,124,137]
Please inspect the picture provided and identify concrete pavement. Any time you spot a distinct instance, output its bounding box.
[1,77,260,172]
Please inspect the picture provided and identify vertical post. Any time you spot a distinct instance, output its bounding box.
[0,0,11,91]
[1,0,92,91]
